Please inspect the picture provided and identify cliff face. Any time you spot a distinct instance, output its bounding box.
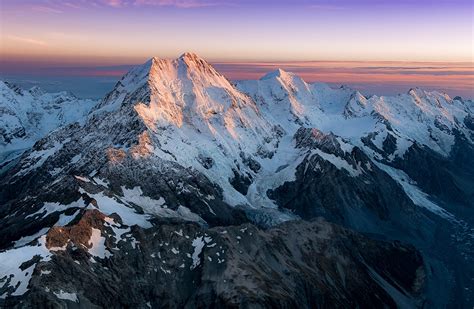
[8,216,426,309]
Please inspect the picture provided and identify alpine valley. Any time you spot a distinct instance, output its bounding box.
[0,53,473,308]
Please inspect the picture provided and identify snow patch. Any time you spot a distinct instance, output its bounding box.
[376,163,455,220]
[190,236,205,269]
[70,154,82,164]
[74,175,90,183]
[84,191,152,228]
[26,198,85,220]
[0,236,52,298]
[88,228,111,259]
[13,228,49,248]
[312,149,362,177]
[53,290,79,303]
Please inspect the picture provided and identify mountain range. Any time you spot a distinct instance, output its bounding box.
[0,52,473,308]
[0,81,97,172]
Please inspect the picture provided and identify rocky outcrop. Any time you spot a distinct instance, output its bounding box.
[46,210,106,250]
[3,218,426,308]
[270,128,420,238]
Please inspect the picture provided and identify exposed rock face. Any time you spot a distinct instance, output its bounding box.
[0,53,473,307]
[391,136,474,210]
[5,218,426,308]
[46,210,106,250]
[269,128,420,236]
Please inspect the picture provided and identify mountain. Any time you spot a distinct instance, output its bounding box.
[0,53,473,308]
[0,81,97,171]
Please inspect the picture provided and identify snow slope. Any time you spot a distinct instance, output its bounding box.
[92,53,280,206]
[0,81,97,164]
[3,55,473,219]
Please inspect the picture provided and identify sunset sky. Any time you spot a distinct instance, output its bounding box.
[1,0,473,98]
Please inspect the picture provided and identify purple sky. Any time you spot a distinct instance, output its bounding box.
[2,0,472,62]
[0,0,472,98]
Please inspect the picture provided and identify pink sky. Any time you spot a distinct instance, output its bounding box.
[0,0,472,98]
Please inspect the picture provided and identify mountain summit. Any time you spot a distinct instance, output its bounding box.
[97,53,264,131]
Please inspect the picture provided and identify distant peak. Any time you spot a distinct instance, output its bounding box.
[408,87,427,99]
[178,52,209,66]
[179,51,200,59]
[408,87,423,95]
[29,86,45,97]
[453,96,464,102]
[146,53,205,65]
[350,90,366,101]
[3,81,24,95]
[260,68,291,80]
[339,85,354,91]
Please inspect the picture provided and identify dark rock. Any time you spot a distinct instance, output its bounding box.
[229,169,252,195]
[383,133,397,155]
[4,219,427,309]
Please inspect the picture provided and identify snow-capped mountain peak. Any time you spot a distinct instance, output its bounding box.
[178,52,223,78]
[125,54,263,131]
[260,68,292,80]
[0,82,97,166]
[78,53,278,206]
[259,68,311,93]
[97,53,246,115]
[28,85,45,97]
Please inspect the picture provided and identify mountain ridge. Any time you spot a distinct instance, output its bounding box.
[0,81,97,171]
[0,53,473,307]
